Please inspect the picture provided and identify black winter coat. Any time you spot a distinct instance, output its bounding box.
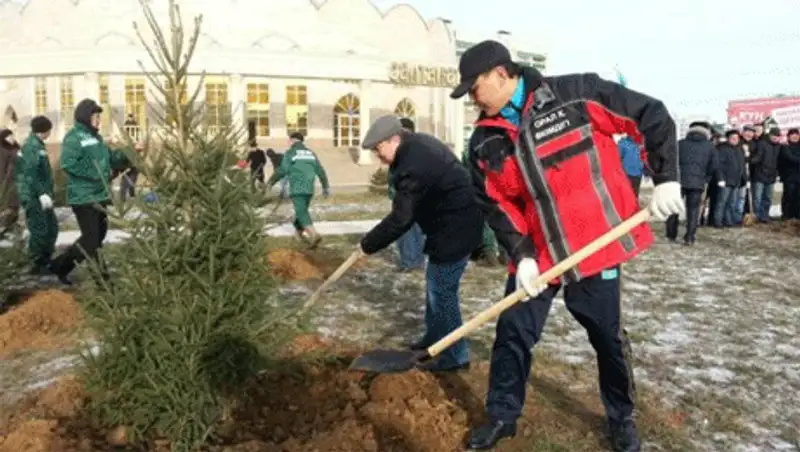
[677,131,717,190]
[780,143,800,184]
[717,143,747,187]
[749,139,781,184]
[361,132,483,264]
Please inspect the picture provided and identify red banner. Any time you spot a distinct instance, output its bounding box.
[727,97,800,128]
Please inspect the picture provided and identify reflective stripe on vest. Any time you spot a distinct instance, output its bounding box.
[514,98,636,283]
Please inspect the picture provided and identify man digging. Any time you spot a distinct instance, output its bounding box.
[358,115,483,372]
[453,40,683,451]
[267,132,330,249]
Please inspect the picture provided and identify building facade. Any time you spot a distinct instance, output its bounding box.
[0,0,476,186]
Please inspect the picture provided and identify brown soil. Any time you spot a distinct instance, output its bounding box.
[0,290,82,358]
[758,218,800,236]
[267,247,363,281]
[0,336,688,452]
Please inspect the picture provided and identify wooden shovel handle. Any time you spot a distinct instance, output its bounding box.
[300,248,363,314]
[427,209,651,358]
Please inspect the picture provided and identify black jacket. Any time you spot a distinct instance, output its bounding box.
[361,133,483,264]
[749,138,781,184]
[716,143,747,187]
[780,143,800,184]
[677,130,717,190]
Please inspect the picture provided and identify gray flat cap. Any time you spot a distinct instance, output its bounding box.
[362,115,403,150]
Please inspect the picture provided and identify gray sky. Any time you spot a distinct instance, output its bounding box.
[373,0,800,122]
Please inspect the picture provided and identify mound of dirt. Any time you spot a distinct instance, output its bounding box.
[267,247,363,281]
[760,219,800,236]
[0,290,82,358]
[0,335,689,452]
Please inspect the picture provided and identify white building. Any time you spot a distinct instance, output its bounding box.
[0,0,476,185]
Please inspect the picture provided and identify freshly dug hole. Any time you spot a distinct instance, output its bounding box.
[0,290,82,357]
[266,247,363,281]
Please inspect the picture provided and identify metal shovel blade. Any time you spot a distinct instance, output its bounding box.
[348,349,430,373]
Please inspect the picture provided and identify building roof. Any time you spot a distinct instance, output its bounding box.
[0,0,456,63]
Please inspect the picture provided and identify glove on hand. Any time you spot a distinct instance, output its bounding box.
[717,181,725,188]
[649,181,684,220]
[39,194,53,210]
[515,258,548,298]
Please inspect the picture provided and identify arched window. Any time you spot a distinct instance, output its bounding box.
[394,98,416,120]
[333,93,360,147]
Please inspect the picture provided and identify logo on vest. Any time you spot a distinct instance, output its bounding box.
[532,109,570,141]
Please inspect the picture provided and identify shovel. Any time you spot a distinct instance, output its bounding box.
[743,186,757,227]
[349,208,652,373]
[298,248,364,315]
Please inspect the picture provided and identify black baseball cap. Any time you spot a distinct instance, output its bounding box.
[450,40,513,99]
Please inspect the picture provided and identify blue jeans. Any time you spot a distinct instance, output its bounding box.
[751,182,774,221]
[731,187,744,224]
[396,223,425,269]
[714,186,736,226]
[420,257,470,368]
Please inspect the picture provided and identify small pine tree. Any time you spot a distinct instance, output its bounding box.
[77,1,298,449]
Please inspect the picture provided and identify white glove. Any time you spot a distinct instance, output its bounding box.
[717,181,725,188]
[648,181,684,220]
[515,258,548,298]
[39,194,53,210]
[745,182,751,189]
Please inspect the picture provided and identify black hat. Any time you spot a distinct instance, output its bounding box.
[768,127,781,136]
[289,131,304,142]
[688,121,711,130]
[399,117,415,132]
[450,40,513,99]
[788,128,800,136]
[30,115,53,134]
[725,129,740,138]
[742,125,756,132]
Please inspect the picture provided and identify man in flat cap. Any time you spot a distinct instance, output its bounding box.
[359,115,483,371]
[454,39,683,451]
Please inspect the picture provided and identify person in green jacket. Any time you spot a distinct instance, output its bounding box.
[13,116,58,274]
[267,132,330,248]
[459,148,504,267]
[50,98,139,285]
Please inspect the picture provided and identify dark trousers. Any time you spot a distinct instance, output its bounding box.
[627,175,642,198]
[486,268,635,424]
[120,168,139,201]
[52,203,109,277]
[701,180,717,226]
[665,188,703,243]
[782,181,800,220]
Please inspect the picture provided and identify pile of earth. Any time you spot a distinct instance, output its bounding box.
[0,290,82,358]
[0,335,689,452]
[267,247,362,281]
[758,218,800,237]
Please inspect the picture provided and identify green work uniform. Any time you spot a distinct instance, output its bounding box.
[60,122,129,206]
[14,133,58,267]
[460,150,498,253]
[267,142,329,230]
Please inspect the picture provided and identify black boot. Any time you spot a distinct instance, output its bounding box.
[49,257,75,286]
[466,420,516,450]
[608,418,641,452]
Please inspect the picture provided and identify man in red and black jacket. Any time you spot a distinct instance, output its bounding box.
[452,41,683,451]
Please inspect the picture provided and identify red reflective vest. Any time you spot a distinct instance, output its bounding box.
[471,74,676,282]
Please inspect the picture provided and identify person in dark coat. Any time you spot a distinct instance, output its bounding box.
[749,128,782,222]
[781,128,800,219]
[666,122,717,244]
[700,131,723,226]
[359,115,483,372]
[0,128,21,234]
[245,140,267,190]
[713,130,747,227]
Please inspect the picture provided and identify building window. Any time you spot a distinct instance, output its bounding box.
[98,74,111,135]
[394,98,416,120]
[205,78,230,135]
[285,84,308,137]
[34,78,48,116]
[124,77,147,140]
[59,77,75,129]
[333,93,360,147]
[246,82,270,138]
